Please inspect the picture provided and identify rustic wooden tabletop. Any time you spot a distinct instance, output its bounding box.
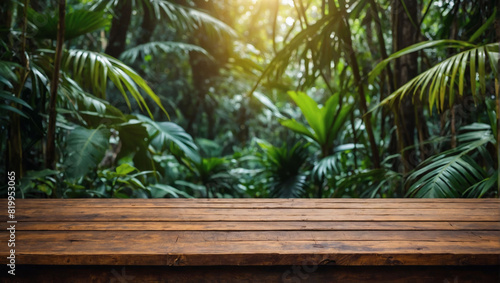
[1,198,499,282]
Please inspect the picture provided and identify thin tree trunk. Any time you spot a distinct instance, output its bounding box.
[450,105,456,149]
[7,0,29,179]
[45,0,65,175]
[105,0,132,58]
[0,0,14,45]
[370,0,395,154]
[137,1,157,45]
[494,0,500,197]
[392,0,420,174]
[338,0,381,169]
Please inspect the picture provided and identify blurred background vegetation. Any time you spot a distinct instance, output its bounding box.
[1,0,499,198]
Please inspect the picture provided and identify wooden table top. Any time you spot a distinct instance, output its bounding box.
[1,198,499,266]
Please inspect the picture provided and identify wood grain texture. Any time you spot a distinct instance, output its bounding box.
[0,199,499,267]
[4,221,499,231]
[1,265,499,283]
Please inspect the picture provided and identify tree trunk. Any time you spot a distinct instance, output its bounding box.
[7,0,29,179]
[184,0,230,139]
[137,1,157,45]
[105,0,132,58]
[337,0,381,168]
[45,0,65,175]
[391,0,420,173]
[0,0,14,44]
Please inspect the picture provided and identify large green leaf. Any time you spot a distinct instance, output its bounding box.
[91,0,236,38]
[58,75,126,127]
[371,41,498,112]
[137,115,200,163]
[64,126,110,180]
[115,119,156,172]
[148,184,193,198]
[0,60,19,89]
[257,141,310,198]
[28,9,110,41]
[0,91,33,119]
[280,91,351,150]
[406,126,494,198]
[54,49,168,118]
[312,156,339,182]
[368,40,476,83]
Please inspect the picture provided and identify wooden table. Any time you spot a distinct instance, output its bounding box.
[1,198,499,282]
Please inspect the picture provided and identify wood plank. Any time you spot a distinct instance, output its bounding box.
[8,253,500,266]
[2,235,500,255]
[2,265,499,283]
[7,221,500,231]
[7,207,500,222]
[10,199,500,209]
[3,230,499,243]
[9,198,500,202]
[2,240,499,266]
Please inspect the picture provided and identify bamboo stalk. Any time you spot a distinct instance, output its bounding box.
[45,0,66,178]
[496,40,500,197]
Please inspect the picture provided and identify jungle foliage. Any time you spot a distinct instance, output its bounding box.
[1,0,499,198]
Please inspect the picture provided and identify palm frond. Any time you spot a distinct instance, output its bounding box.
[250,15,341,92]
[0,61,31,119]
[257,141,310,198]
[312,156,339,182]
[0,60,19,88]
[148,184,193,198]
[41,49,167,118]
[336,169,402,198]
[120,41,212,63]
[28,9,110,41]
[58,75,126,127]
[280,91,353,149]
[371,41,498,112]
[136,115,200,163]
[91,0,236,38]
[406,125,494,198]
[463,174,498,198]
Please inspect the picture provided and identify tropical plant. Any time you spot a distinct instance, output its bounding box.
[406,123,496,198]
[280,91,353,158]
[256,140,310,198]
[371,40,499,113]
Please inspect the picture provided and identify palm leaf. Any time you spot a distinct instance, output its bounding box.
[270,174,307,198]
[406,131,494,198]
[28,9,110,41]
[257,141,310,198]
[250,15,341,92]
[148,184,193,198]
[0,91,33,119]
[136,115,200,163]
[48,49,167,118]
[57,75,126,126]
[336,168,401,198]
[0,60,19,88]
[312,156,339,182]
[120,41,212,63]
[91,0,236,38]
[280,91,351,149]
[64,126,110,180]
[146,0,237,38]
[371,41,498,112]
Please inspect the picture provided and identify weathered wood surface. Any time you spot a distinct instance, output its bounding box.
[1,198,499,267]
[4,265,500,283]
